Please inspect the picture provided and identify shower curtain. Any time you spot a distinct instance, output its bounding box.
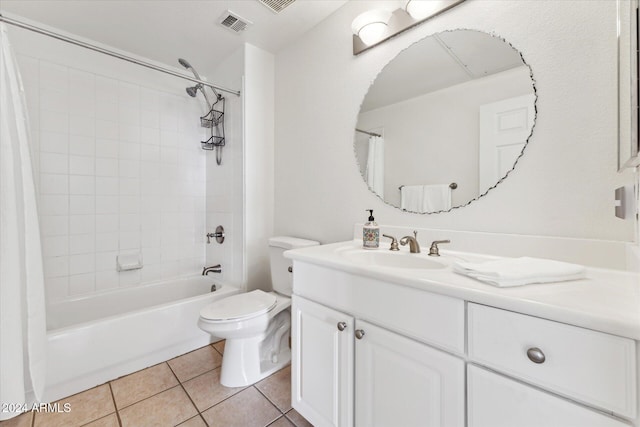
[0,23,47,420]
[365,135,384,198]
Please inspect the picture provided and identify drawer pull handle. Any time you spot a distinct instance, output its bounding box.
[355,329,365,339]
[337,322,347,331]
[527,347,546,364]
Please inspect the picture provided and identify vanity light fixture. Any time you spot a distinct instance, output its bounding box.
[352,0,466,55]
[351,10,393,46]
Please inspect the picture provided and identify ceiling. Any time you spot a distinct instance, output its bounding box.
[361,30,526,112]
[0,0,347,77]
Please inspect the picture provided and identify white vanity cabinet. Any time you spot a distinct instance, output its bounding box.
[291,296,465,427]
[288,245,639,427]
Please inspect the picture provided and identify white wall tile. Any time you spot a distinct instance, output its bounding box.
[140,144,160,161]
[69,135,95,157]
[40,61,68,90]
[42,236,69,257]
[96,176,119,195]
[39,195,69,216]
[96,76,118,104]
[43,256,69,278]
[96,270,119,291]
[69,215,95,235]
[119,269,141,287]
[40,110,68,134]
[40,174,68,195]
[40,152,68,175]
[96,232,119,252]
[118,160,139,179]
[69,176,95,195]
[69,273,95,295]
[119,124,140,143]
[69,234,95,255]
[69,155,95,175]
[95,251,117,271]
[119,231,140,250]
[40,131,68,154]
[95,119,119,139]
[40,215,69,236]
[69,195,95,215]
[45,277,69,300]
[96,158,118,177]
[96,214,118,233]
[69,253,95,275]
[69,115,95,137]
[119,214,140,232]
[95,139,119,158]
[141,110,159,129]
[40,88,68,113]
[96,196,119,214]
[119,196,139,214]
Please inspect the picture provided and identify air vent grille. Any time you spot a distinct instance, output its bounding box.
[258,0,295,14]
[219,10,252,33]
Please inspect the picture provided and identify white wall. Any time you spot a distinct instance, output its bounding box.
[244,44,275,292]
[357,66,532,208]
[274,0,636,244]
[10,26,212,302]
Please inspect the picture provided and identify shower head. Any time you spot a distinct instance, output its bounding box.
[178,58,192,70]
[186,84,201,98]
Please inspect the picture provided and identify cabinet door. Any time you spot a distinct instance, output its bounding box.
[468,365,630,427]
[354,320,465,427]
[292,296,354,427]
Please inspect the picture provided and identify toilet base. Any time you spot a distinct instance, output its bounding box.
[219,310,291,387]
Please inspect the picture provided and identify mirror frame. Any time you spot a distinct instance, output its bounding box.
[354,29,538,214]
[618,0,640,171]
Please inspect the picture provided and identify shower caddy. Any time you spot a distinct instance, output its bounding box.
[200,95,226,165]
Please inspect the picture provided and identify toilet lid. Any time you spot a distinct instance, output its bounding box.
[200,290,277,321]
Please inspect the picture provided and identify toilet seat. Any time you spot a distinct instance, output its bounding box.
[200,290,277,322]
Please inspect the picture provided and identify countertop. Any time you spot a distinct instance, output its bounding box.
[285,240,640,340]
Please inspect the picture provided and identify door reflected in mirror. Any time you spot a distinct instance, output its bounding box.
[355,29,536,213]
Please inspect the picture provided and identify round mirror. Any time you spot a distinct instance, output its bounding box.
[355,29,536,213]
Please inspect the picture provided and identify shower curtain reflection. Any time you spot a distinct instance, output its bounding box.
[365,135,385,198]
[0,23,46,420]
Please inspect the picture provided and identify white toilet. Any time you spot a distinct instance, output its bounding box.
[198,236,319,387]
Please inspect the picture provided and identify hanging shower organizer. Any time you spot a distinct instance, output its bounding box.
[200,95,226,165]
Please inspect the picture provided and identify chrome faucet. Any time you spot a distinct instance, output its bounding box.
[399,231,421,253]
[202,264,222,275]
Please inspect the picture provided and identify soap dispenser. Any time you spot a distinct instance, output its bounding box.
[363,209,379,249]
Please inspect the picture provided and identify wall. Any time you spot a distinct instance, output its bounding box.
[357,66,532,208]
[10,26,214,303]
[243,44,275,292]
[274,0,636,244]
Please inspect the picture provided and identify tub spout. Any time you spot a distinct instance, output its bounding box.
[202,264,222,275]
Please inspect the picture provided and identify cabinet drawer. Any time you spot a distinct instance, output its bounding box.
[468,303,636,418]
[468,365,630,427]
[294,262,465,354]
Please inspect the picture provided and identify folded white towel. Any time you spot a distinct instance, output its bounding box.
[452,257,586,287]
[422,184,451,212]
[401,185,423,211]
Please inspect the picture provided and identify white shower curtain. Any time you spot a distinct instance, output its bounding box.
[365,135,384,198]
[0,24,47,420]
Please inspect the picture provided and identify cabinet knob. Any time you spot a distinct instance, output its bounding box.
[355,329,365,339]
[526,347,546,364]
[288,266,293,273]
[337,322,347,331]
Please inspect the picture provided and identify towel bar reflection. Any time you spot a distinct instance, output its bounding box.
[399,183,457,190]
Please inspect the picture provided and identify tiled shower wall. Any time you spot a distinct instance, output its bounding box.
[16,53,209,302]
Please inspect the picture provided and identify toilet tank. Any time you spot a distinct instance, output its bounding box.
[269,236,319,296]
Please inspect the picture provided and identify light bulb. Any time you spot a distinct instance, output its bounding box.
[405,0,442,20]
[352,10,392,46]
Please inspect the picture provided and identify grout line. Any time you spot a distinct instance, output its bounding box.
[253,386,286,415]
[107,382,123,427]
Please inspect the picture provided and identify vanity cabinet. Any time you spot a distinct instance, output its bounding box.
[289,256,638,427]
[291,296,465,427]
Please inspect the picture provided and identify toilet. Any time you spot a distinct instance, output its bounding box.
[198,236,319,387]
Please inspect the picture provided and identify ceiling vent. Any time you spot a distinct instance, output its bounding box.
[218,10,253,33]
[258,0,296,14]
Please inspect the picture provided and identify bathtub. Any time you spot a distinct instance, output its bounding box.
[41,276,240,403]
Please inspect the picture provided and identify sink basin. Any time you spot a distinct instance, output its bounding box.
[340,250,446,270]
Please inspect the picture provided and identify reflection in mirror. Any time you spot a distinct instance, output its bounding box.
[355,29,536,213]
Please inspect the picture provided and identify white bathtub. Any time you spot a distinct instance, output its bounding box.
[42,276,240,402]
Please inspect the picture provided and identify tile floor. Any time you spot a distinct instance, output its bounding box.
[1,341,312,427]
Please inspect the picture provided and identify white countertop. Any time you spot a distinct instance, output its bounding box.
[285,240,640,340]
